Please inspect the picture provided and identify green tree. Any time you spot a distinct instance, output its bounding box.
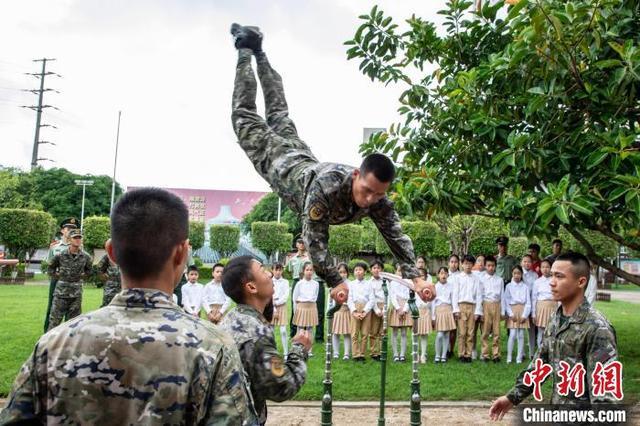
[241,192,301,236]
[189,221,205,251]
[82,216,110,252]
[329,224,363,261]
[347,0,640,284]
[0,208,55,262]
[209,225,240,257]
[251,222,292,260]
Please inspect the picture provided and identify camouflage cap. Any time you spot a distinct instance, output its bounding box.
[496,235,509,245]
[60,217,78,229]
[69,228,83,238]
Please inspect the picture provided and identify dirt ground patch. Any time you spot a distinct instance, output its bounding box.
[265,403,516,425]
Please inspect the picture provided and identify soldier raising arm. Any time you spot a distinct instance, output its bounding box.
[221,256,311,426]
[490,252,620,421]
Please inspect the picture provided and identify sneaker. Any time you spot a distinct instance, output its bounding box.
[516,359,523,364]
[229,23,263,52]
[393,356,400,363]
[343,355,350,361]
[333,354,339,360]
[434,357,441,363]
[506,359,512,364]
[399,356,406,362]
[420,354,427,364]
[472,350,478,360]
[493,357,501,363]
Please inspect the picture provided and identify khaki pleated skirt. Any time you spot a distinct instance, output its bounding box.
[507,304,528,329]
[389,300,413,327]
[293,301,318,327]
[272,303,288,326]
[535,300,558,328]
[332,304,351,335]
[417,307,432,335]
[435,304,456,331]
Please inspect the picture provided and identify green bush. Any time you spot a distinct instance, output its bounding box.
[209,225,240,257]
[82,216,110,252]
[193,257,204,268]
[329,224,363,261]
[360,218,377,252]
[199,266,212,281]
[508,237,529,259]
[384,263,395,273]
[0,208,55,261]
[189,221,206,251]
[251,222,291,258]
[218,258,230,266]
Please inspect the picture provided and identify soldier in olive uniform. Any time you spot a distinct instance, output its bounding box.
[221,255,311,425]
[495,236,518,285]
[0,188,257,425]
[46,228,93,330]
[229,23,435,304]
[490,252,620,420]
[98,242,121,306]
[43,217,78,332]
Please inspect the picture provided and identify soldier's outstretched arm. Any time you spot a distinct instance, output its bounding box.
[369,199,419,279]
[247,336,307,402]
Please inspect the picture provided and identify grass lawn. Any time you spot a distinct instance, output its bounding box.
[1,285,637,404]
[609,283,640,292]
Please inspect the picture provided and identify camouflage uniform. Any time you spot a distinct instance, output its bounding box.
[496,254,517,285]
[0,288,258,425]
[98,253,121,307]
[507,299,619,406]
[43,240,70,332]
[46,247,93,331]
[221,304,308,425]
[231,48,419,288]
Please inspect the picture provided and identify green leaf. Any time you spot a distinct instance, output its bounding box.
[568,201,592,215]
[527,86,546,95]
[506,0,529,22]
[586,150,608,169]
[555,204,570,224]
[594,59,623,69]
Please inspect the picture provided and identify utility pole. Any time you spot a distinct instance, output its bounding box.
[75,180,94,232]
[110,111,122,213]
[22,58,60,170]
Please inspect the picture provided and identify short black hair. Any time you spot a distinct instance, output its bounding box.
[353,262,368,272]
[555,252,590,280]
[188,265,199,273]
[449,254,460,261]
[417,268,428,279]
[222,255,254,304]
[552,239,563,246]
[541,259,552,267]
[416,255,426,262]
[522,254,532,260]
[437,266,449,274]
[273,263,284,271]
[370,259,384,269]
[512,265,524,275]
[212,263,225,272]
[528,243,541,252]
[485,255,497,265]
[111,188,188,280]
[462,254,476,264]
[360,153,395,183]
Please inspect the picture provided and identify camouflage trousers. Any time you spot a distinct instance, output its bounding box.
[48,295,82,331]
[101,281,122,307]
[232,48,317,213]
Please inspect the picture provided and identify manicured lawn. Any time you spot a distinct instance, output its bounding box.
[1,285,637,404]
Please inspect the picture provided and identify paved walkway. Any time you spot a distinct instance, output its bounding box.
[601,290,640,304]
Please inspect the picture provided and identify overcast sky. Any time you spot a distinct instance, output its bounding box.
[0,0,447,191]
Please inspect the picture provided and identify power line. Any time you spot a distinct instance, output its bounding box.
[21,58,60,170]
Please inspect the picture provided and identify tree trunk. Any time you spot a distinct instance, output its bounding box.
[565,226,640,286]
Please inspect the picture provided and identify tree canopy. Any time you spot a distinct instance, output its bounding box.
[346,0,640,284]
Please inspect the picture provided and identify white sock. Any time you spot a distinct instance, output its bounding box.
[344,335,352,357]
[306,327,314,354]
[280,326,288,355]
[400,328,407,357]
[537,327,545,348]
[391,328,399,357]
[517,329,525,361]
[332,334,340,357]
[435,332,443,359]
[507,329,516,361]
[443,331,450,357]
[421,335,428,358]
